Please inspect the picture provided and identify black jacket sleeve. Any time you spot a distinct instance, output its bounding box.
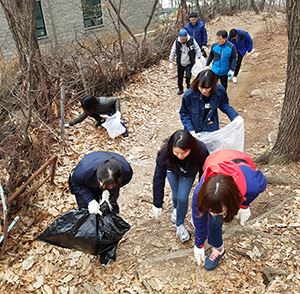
[197,141,209,180]
[152,151,167,208]
[69,112,88,126]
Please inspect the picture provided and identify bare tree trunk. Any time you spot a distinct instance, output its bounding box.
[143,0,159,42]
[259,0,266,11]
[250,0,260,14]
[271,0,300,163]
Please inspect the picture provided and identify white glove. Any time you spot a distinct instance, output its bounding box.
[194,246,205,265]
[169,62,174,70]
[88,199,102,215]
[205,65,210,70]
[237,207,251,225]
[201,45,208,50]
[152,205,162,219]
[64,123,70,128]
[100,190,113,211]
[227,70,234,78]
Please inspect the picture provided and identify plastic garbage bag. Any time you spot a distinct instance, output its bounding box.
[101,111,126,139]
[37,202,130,265]
[191,56,207,77]
[196,116,245,153]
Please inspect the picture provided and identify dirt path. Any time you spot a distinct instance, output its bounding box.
[1,12,299,294]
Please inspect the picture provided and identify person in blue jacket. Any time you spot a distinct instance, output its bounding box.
[229,29,253,84]
[184,12,208,57]
[192,150,267,271]
[206,30,237,90]
[179,69,238,135]
[69,151,133,215]
[152,130,209,243]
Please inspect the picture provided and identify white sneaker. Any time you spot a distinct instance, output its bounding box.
[176,224,190,243]
[171,208,176,224]
[232,76,238,84]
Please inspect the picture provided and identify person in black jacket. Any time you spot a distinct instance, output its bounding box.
[152,130,209,243]
[69,151,133,214]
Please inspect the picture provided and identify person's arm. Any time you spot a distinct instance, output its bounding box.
[229,45,237,71]
[206,45,214,66]
[239,166,267,208]
[169,40,177,63]
[245,32,253,53]
[114,98,121,113]
[202,25,208,47]
[153,152,167,208]
[193,39,202,59]
[218,87,239,121]
[192,178,209,247]
[71,174,98,204]
[69,112,89,126]
[179,93,195,132]
[198,142,209,179]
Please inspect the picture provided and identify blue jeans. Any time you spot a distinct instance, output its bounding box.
[167,171,195,226]
[207,214,224,248]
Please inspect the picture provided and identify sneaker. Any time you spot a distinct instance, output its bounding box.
[232,76,238,84]
[177,90,184,95]
[171,208,176,224]
[176,224,190,243]
[122,129,129,138]
[204,247,226,271]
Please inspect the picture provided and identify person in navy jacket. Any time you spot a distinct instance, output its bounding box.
[229,29,253,84]
[192,150,267,271]
[69,151,133,214]
[152,130,209,243]
[184,12,208,57]
[206,30,237,90]
[180,69,238,135]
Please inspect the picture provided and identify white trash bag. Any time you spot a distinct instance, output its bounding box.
[191,56,207,77]
[101,111,126,139]
[196,116,245,153]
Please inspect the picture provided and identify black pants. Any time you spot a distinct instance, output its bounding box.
[217,75,228,91]
[234,52,243,77]
[178,64,192,92]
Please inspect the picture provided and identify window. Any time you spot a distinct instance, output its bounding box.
[35,0,47,38]
[82,0,103,28]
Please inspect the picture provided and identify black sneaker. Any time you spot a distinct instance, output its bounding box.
[177,90,184,95]
[122,130,129,138]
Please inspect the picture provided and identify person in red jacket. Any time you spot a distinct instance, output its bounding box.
[192,150,267,270]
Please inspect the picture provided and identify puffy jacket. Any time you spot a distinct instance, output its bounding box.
[70,151,133,204]
[179,84,238,133]
[229,29,253,57]
[153,141,209,208]
[184,19,208,48]
[192,150,267,247]
[206,41,237,76]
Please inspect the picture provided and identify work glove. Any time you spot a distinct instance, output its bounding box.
[64,123,70,128]
[100,190,113,211]
[205,65,210,70]
[237,207,251,225]
[169,62,174,70]
[152,205,162,219]
[227,70,234,78]
[194,246,205,265]
[88,199,102,215]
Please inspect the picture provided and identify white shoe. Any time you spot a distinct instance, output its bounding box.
[176,224,190,243]
[171,208,176,224]
[232,76,238,84]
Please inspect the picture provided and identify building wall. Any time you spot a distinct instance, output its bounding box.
[0,0,160,60]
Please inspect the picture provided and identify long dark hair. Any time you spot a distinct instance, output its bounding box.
[197,174,241,222]
[190,69,218,95]
[161,130,200,170]
[96,157,122,188]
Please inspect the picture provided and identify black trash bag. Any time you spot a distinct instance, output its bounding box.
[37,202,130,264]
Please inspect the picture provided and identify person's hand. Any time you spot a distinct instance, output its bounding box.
[227,70,234,78]
[194,246,205,265]
[202,45,208,50]
[169,62,174,70]
[237,207,251,225]
[152,205,162,219]
[64,123,70,128]
[100,190,113,211]
[88,199,102,215]
[205,65,210,70]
